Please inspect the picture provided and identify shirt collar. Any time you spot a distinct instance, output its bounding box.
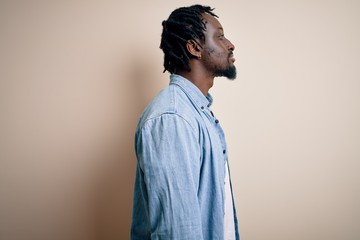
[170,74,213,109]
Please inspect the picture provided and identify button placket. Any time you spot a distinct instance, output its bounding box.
[207,108,227,160]
[209,109,220,124]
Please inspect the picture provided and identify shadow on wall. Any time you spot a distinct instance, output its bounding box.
[92,49,161,240]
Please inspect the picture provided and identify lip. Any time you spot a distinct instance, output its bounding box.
[229,56,236,63]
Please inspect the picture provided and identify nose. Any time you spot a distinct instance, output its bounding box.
[227,39,235,51]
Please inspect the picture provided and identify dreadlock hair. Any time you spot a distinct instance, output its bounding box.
[160,5,218,74]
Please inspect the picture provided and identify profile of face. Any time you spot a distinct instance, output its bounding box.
[200,13,236,80]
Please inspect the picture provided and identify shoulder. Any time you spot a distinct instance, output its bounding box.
[137,84,198,131]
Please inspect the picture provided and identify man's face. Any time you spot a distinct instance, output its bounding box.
[200,13,236,80]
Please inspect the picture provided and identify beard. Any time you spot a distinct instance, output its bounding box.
[202,47,237,80]
[214,64,237,80]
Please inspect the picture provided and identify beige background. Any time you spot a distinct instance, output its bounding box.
[1,0,359,239]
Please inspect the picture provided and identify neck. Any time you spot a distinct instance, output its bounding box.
[176,64,214,96]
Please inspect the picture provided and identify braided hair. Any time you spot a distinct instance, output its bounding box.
[160,5,218,74]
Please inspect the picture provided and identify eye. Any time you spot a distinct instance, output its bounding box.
[219,34,225,40]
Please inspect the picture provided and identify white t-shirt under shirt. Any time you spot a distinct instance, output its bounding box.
[224,161,236,240]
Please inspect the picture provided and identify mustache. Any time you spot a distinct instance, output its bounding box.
[228,51,234,58]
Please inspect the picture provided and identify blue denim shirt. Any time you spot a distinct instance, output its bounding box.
[131,74,239,240]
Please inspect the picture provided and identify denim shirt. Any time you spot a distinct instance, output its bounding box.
[131,74,239,240]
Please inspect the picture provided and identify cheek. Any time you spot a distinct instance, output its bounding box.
[203,44,228,62]
[213,45,229,58]
[207,49,226,60]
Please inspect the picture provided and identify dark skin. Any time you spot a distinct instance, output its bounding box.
[176,13,236,95]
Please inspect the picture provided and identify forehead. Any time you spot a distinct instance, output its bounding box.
[201,13,223,32]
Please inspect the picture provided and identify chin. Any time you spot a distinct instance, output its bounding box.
[215,66,236,80]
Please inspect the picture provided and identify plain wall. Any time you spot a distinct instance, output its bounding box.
[0,0,359,239]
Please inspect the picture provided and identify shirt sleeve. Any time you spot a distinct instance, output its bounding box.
[135,113,203,239]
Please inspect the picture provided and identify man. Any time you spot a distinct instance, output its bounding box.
[131,5,239,240]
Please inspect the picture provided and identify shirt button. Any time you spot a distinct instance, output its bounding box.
[215,119,219,124]
[201,106,204,110]
[223,150,226,154]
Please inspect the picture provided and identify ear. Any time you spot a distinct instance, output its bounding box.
[186,40,202,59]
